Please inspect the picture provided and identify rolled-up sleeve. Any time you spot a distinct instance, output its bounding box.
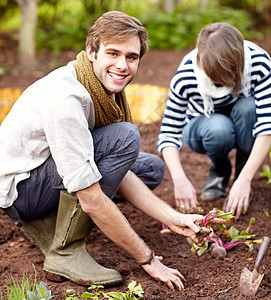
[42,89,101,193]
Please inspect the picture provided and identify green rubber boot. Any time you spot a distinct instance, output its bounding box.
[19,211,57,255]
[43,191,122,286]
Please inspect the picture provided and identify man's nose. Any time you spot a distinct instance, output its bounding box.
[115,56,128,70]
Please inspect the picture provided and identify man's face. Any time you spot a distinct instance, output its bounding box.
[86,36,141,95]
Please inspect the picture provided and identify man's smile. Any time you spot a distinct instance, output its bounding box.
[108,71,128,81]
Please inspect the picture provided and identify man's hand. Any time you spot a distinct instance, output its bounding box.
[142,255,186,291]
[169,213,225,245]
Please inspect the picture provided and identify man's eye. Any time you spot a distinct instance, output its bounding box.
[109,52,117,57]
[128,56,138,61]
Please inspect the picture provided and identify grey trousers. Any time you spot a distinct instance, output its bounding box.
[10,122,164,221]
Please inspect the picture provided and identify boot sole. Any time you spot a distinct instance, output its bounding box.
[44,264,123,287]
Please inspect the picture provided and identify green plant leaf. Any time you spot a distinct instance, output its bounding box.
[127,280,136,291]
[197,241,209,256]
[107,291,124,299]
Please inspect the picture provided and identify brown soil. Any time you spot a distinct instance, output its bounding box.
[0,33,271,300]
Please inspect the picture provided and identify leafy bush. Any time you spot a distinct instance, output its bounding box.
[142,1,258,51]
[220,0,271,27]
[36,0,259,53]
[36,1,88,54]
[0,0,266,53]
[0,0,61,31]
[36,17,87,54]
[35,0,155,54]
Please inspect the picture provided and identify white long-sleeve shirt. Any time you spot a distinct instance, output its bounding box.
[0,62,102,208]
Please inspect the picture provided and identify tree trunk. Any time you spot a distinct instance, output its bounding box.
[163,0,175,14]
[200,0,208,7]
[16,0,39,70]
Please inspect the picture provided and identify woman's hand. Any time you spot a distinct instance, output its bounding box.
[225,177,251,219]
[173,176,199,213]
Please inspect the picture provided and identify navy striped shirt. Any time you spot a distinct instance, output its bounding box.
[158,41,271,152]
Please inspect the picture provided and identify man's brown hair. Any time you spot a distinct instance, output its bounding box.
[86,11,148,59]
[196,22,244,94]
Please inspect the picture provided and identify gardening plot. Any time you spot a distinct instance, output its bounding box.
[0,33,271,299]
[0,121,270,299]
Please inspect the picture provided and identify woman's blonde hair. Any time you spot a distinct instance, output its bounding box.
[86,11,148,59]
[196,22,244,94]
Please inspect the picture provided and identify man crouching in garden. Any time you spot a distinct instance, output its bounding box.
[0,11,223,291]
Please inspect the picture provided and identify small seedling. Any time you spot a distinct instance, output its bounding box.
[24,282,53,300]
[64,280,144,300]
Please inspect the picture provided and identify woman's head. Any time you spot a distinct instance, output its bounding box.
[196,22,244,95]
[86,11,148,59]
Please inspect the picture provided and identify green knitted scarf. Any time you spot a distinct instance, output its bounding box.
[73,51,134,128]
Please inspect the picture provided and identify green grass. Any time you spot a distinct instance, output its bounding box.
[0,265,52,300]
[0,270,36,300]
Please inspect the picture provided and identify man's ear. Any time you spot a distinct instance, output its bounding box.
[86,46,95,62]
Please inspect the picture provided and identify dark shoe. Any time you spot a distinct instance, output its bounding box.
[201,159,231,201]
[235,146,251,180]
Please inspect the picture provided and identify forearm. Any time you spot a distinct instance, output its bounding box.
[76,183,151,262]
[118,170,179,226]
[238,135,271,182]
[161,146,187,183]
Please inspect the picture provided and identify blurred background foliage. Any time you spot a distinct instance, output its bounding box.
[0,0,270,54]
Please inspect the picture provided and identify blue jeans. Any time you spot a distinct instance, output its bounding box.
[11,122,164,221]
[182,97,256,166]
